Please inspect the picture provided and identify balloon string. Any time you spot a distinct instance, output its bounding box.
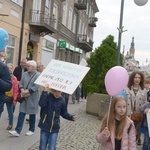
[106,96,112,127]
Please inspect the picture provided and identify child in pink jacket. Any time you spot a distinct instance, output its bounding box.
[96,97,136,150]
[5,63,18,130]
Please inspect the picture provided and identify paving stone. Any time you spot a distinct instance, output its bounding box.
[28,103,142,150]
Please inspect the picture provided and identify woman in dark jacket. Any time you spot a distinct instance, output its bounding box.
[0,61,12,117]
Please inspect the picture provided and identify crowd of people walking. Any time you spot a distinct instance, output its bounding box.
[2,57,150,150]
[0,58,78,150]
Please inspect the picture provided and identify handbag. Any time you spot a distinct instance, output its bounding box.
[130,94,142,122]
[5,95,13,103]
[131,111,142,122]
[17,72,37,103]
[17,94,25,103]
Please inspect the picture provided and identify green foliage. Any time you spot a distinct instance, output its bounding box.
[82,35,123,95]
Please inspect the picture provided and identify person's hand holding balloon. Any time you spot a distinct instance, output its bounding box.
[102,127,110,137]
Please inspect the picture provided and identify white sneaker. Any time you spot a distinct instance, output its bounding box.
[26,131,34,136]
[9,130,20,137]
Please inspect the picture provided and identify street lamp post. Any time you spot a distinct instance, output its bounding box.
[117,0,124,66]
[117,0,148,66]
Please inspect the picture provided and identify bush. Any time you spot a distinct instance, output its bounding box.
[82,35,123,96]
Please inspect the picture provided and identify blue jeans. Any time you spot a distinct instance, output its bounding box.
[143,127,150,150]
[15,112,36,134]
[6,102,14,125]
[0,95,5,116]
[39,130,58,150]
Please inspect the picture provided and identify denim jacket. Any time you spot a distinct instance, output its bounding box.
[0,62,12,114]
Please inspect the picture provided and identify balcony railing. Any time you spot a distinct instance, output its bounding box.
[29,10,50,26]
[77,34,93,52]
[58,22,76,42]
[29,10,55,36]
[88,17,98,27]
[74,0,87,10]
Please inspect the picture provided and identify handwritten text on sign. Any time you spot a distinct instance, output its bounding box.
[34,59,90,94]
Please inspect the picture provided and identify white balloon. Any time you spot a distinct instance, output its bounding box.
[134,0,148,6]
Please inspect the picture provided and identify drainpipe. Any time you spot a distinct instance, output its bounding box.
[18,0,26,65]
[74,10,79,63]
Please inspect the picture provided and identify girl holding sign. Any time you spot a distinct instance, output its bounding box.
[96,97,136,150]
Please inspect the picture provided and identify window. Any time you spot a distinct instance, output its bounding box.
[89,6,92,17]
[0,2,3,8]
[32,0,42,23]
[44,0,51,25]
[8,35,15,47]
[6,35,15,64]
[45,0,50,14]
[68,7,73,30]
[77,55,80,64]
[82,23,85,35]
[52,3,58,29]
[84,27,87,35]
[72,14,76,33]
[86,2,89,15]
[11,9,19,18]
[45,0,50,8]
[70,52,73,63]
[33,0,41,10]
[78,19,81,34]
[91,9,94,17]
[62,2,67,26]
[65,51,67,61]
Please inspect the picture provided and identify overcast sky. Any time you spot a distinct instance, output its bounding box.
[94,0,150,66]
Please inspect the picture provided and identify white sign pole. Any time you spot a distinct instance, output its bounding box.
[146,109,150,137]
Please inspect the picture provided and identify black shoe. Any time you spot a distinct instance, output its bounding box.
[136,139,141,145]
[26,119,29,122]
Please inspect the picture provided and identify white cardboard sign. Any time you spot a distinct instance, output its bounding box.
[34,59,90,94]
[147,109,150,137]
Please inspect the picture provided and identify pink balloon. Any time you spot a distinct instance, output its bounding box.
[105,66,128,96]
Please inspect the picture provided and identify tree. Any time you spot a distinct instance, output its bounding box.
[82,35,122,95]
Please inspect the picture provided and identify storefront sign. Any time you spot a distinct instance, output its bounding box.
[46,40,54,49]
[69,45,75,51]
[29,34,40,43]
[59,41,66,49]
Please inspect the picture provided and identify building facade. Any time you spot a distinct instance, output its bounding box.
[0,0,98,67]
[0,0,23,64]
[123,37,139,73]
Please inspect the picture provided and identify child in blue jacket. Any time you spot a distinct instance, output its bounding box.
[38,85,76,150]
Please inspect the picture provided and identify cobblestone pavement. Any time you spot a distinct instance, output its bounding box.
[28,104,100,150]
[28,104,142,150]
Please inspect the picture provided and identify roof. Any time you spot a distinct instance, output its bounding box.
[126,61,136,67]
